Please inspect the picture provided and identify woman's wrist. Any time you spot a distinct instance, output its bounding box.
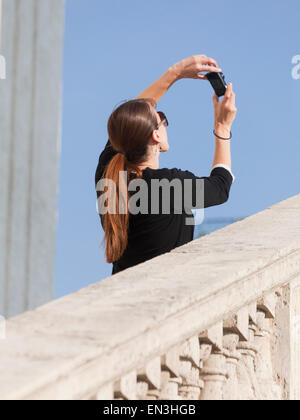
[214,123,232,138]
[136,67,179,103]
[166,65,181,85]
[168,63,182,83]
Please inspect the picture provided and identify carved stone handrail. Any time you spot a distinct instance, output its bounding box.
[0,194,300,400]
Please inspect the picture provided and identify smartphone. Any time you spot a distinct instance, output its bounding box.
[206,72,228,97]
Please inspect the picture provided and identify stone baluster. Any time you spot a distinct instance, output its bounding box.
[137,357,161,400]
[236,321,262,400]
[177,335,202,400]
[95,291,287,401]
[160,344,183,400]
[222,333,240,400]
[199,322,227,400]
[223,306,258,400]
[114,370,137,400]
[136,379,149,400]
[221,304,259,401]
[236,303,263,400]
[254,292,282,400]
[199,351,227,400]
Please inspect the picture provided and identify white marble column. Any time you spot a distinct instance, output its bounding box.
[0,0,65,318]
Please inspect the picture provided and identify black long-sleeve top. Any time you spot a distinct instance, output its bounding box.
[95,139,235,275]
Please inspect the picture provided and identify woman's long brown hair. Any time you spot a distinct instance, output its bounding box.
[100,97,158,263]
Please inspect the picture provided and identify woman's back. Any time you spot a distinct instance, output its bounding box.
[95,141,234,274]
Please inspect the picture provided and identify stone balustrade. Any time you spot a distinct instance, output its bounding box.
[0,194,300,400]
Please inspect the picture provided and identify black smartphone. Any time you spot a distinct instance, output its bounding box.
[206,72,228,97]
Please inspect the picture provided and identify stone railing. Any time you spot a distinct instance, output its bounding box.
[0,194,300,400]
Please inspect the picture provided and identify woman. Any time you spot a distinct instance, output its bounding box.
[95,54,237,275]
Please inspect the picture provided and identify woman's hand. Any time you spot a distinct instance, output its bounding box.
[171,54,222,81]
[213,83,237,136]
[136,54,221,104]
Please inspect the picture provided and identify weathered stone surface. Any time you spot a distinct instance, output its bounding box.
[0,194,300,399]
[257,292,277,319]
[161,345,180,378]
[115,370,137,400]
[0,0,65,319]
[137,357,161,390]
[199,322,223,351]
[97,382,114,400]
[224,307,249,341]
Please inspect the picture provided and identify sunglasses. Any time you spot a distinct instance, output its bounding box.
[156,111,169,128]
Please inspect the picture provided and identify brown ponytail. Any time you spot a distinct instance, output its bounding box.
[100,97,157,263]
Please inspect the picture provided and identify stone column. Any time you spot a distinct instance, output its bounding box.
[222,333,240,400]
[0,0,65,318]
[199,323,227,400]
[0,0,5,80]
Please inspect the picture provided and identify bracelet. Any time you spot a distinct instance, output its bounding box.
[213,129,232,140]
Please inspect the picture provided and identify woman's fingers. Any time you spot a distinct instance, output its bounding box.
[195,54,218,67]
[227,85,236,106]
[200,56,221,72]
[224,82,232,99]
[213,94,219,105]
[221,83,233,103]
[175,55,223,80]
[199,64,222,73]
[197,66,221,79]
[214,83,237,129]
[202,56,218,67]
[222,83,237,113]
[230,91,236,106]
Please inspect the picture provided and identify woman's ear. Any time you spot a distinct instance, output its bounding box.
[151,129,160,143]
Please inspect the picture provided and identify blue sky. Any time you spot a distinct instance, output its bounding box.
[55,0,300,298]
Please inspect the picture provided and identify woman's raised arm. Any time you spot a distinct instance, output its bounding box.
[136,54,221,104]
[136,66,178,104]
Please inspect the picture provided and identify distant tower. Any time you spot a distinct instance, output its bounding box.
[0,0,65,318]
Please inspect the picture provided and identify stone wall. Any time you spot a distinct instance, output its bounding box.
[0,193,299,400]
